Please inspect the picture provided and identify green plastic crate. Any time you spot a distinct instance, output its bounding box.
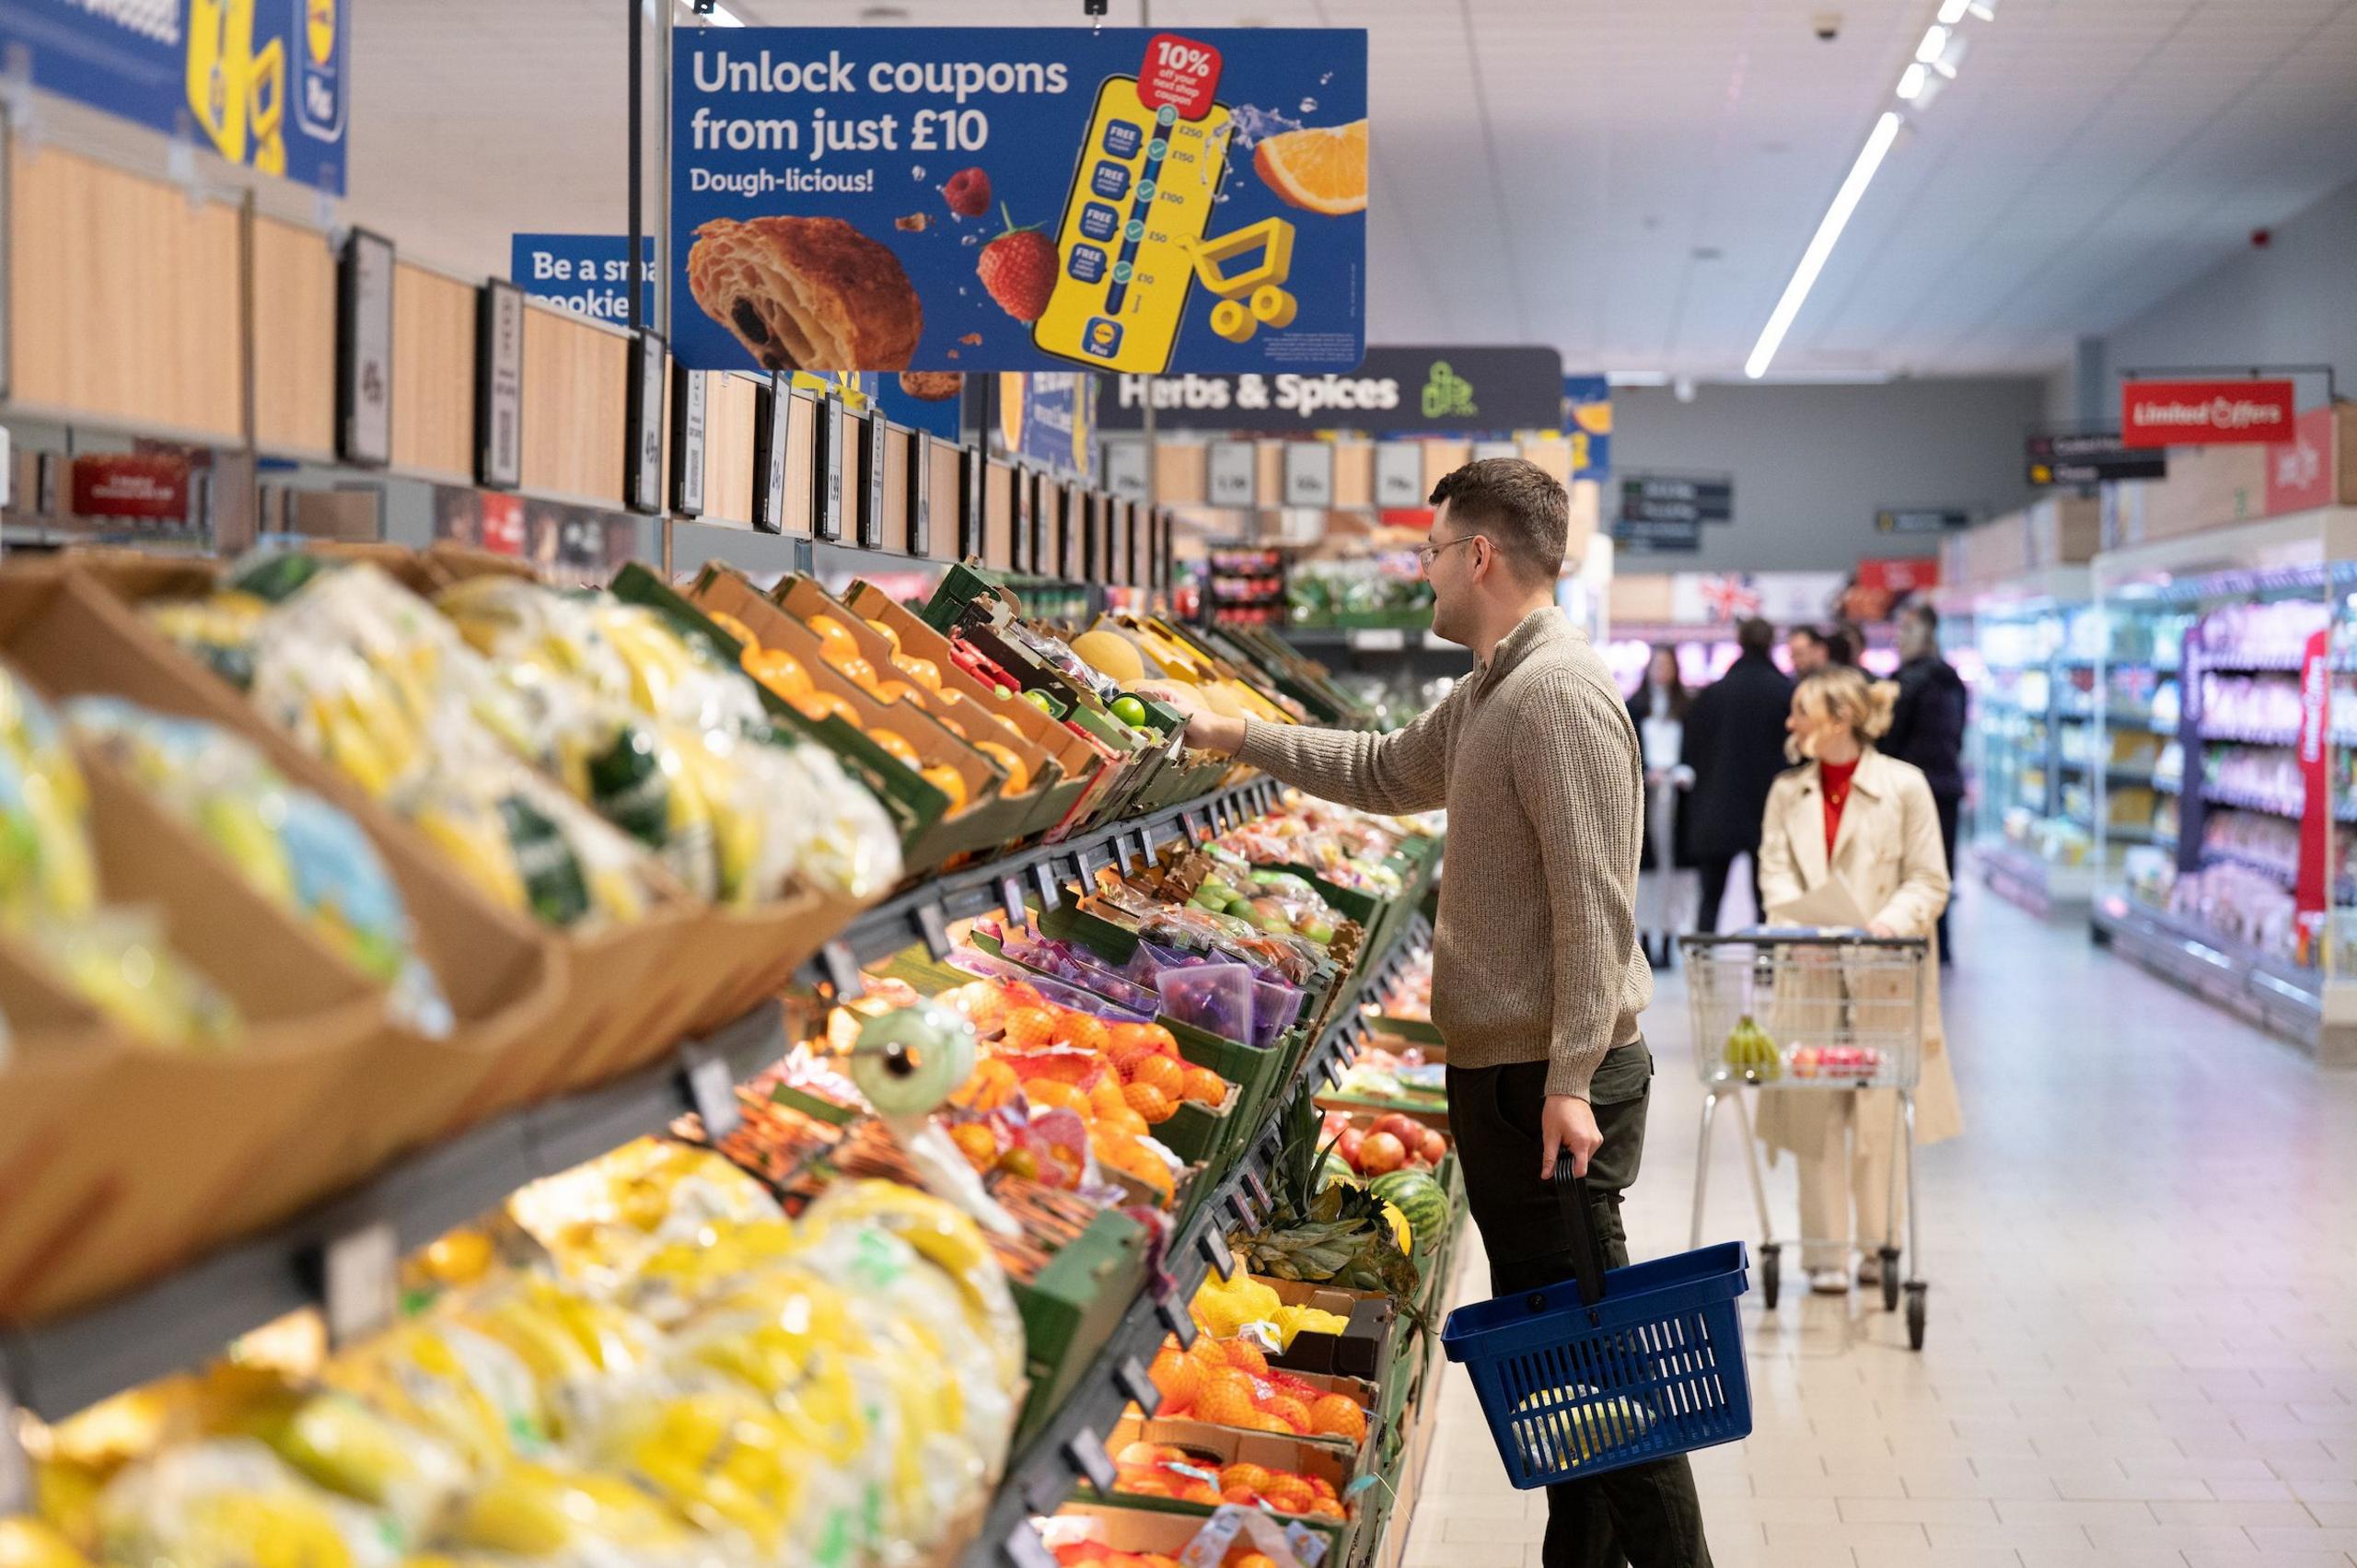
[1010,1207,1153,1445]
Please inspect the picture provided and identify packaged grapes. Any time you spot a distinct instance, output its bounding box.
[65,698,455,1038]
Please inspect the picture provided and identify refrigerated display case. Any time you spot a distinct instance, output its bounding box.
[1957,571,2097,914]
[2088,506,2357,1063]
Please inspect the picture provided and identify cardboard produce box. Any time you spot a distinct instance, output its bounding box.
[0,565,564,1116]
[1091,1414,1360,1561]
[769,572,1040,858]
[0,747,405,1323]
[843,578,1103,839]
[1256,1278,1397,1380]
[41,554,833,1111]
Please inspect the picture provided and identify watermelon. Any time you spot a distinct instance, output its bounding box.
[1369,1170,1448,1253]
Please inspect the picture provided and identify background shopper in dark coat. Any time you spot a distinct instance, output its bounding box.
[1883,600,1968,959]
[1680,617,1794,932]
[1627,646,1697,967]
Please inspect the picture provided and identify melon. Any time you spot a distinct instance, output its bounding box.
[1368,1169,1448,1253]
[1070,629,1148,683]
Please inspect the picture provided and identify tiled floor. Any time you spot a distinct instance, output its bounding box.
[1402,870,2357,1568]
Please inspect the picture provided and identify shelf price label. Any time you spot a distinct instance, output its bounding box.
[321,1220,400,1348]
[1114,1355,1162,1416]
[1065,1428,1119,1496]
[682,1048,743,1140]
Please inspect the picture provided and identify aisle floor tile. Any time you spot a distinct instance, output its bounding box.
[1403,875,2357,1568]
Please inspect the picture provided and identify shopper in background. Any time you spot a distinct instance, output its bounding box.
[1681,618,1794,934]
[1144,458,1713,1568]
[1627,645,1697,969]
[1883,600,1968,962]
[1827,622,1864,668]
[1785,625,1830,676]
[1755,667,1965,1295]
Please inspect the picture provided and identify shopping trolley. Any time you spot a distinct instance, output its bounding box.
[1441,1167,1752,1488]
[1679,930,1933,1349]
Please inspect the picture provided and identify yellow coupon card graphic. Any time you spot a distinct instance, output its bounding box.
[1033,76,1232,374]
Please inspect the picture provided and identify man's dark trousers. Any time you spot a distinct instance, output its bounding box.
[1446,1044,1714,1568]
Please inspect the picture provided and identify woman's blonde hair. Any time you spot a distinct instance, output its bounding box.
[1789,666,1899,761]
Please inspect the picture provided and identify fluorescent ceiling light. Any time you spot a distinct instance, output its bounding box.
[1744,110,1904,380]
[1968,0,1998,17]
[1936,0,1971,22]
[1897,63,1928,99]
[1606,370,1670,386]
[1931,34,1968,77]
[1915,24,1950,62]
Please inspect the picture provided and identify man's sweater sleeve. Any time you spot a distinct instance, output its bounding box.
[1512,671,1644,1099]
[1234,681,1457,815]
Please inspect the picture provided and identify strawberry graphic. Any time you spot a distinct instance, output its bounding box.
[942,167,992,218]
[978,204,1059,324]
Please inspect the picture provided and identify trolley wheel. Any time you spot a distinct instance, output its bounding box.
[1759,1246,1781,1309]
[1878,1247,1901,1313]
[1905,1283,1928,1351]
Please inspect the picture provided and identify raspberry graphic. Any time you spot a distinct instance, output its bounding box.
[977,204,1059,324]
[942,167,992,218]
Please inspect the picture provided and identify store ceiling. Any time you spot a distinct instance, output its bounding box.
[349,0,2357,382]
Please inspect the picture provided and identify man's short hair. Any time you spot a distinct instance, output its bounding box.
[1826,625,1861,666]
[1787,625,1823,652]
[1736,617,1774,655]
[1428,458,1568,583]
[1902,600,1939,633]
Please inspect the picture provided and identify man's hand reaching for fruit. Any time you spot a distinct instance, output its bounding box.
[1135,684,1247,756]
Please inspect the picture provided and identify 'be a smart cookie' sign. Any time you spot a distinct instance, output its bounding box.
[669,27,1365,377]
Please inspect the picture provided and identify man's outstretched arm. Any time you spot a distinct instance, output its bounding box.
[1144,681,1458,816]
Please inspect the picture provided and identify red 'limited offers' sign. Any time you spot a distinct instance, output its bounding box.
[2119,378,2295,447]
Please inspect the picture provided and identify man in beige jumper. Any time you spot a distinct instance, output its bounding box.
[1148,459,1713,1567]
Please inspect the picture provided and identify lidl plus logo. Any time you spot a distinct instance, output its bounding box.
[1422,362,1477,421]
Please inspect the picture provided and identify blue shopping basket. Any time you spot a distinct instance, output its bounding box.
[1441,1166,1753,1488]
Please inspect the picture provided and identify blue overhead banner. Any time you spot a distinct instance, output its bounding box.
[511,235,656,327]
[669,27,1367,377]
[1563,375,1612,482]
[0,0,350,192]
[993,372,1096,481]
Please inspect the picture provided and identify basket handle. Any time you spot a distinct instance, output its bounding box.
[1547,1163,1613,1309]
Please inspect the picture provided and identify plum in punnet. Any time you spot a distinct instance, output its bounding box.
[1357,1131,1407,1175]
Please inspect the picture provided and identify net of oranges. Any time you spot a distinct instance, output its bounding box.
[1144,1336,1368,1446]
[1110,1441,1347,1523]
[929,978,1208,1203]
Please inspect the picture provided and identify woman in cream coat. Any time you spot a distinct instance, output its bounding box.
[1756,667,1965,1295]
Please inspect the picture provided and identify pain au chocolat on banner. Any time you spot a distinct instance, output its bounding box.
[687,215,923,372]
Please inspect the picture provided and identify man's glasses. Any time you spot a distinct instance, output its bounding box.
[1417,534,1479,571]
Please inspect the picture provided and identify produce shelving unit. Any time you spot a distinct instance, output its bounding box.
[0,733,1459,1568]
[962,909,1437,1568]
[0,772,1287,1425]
